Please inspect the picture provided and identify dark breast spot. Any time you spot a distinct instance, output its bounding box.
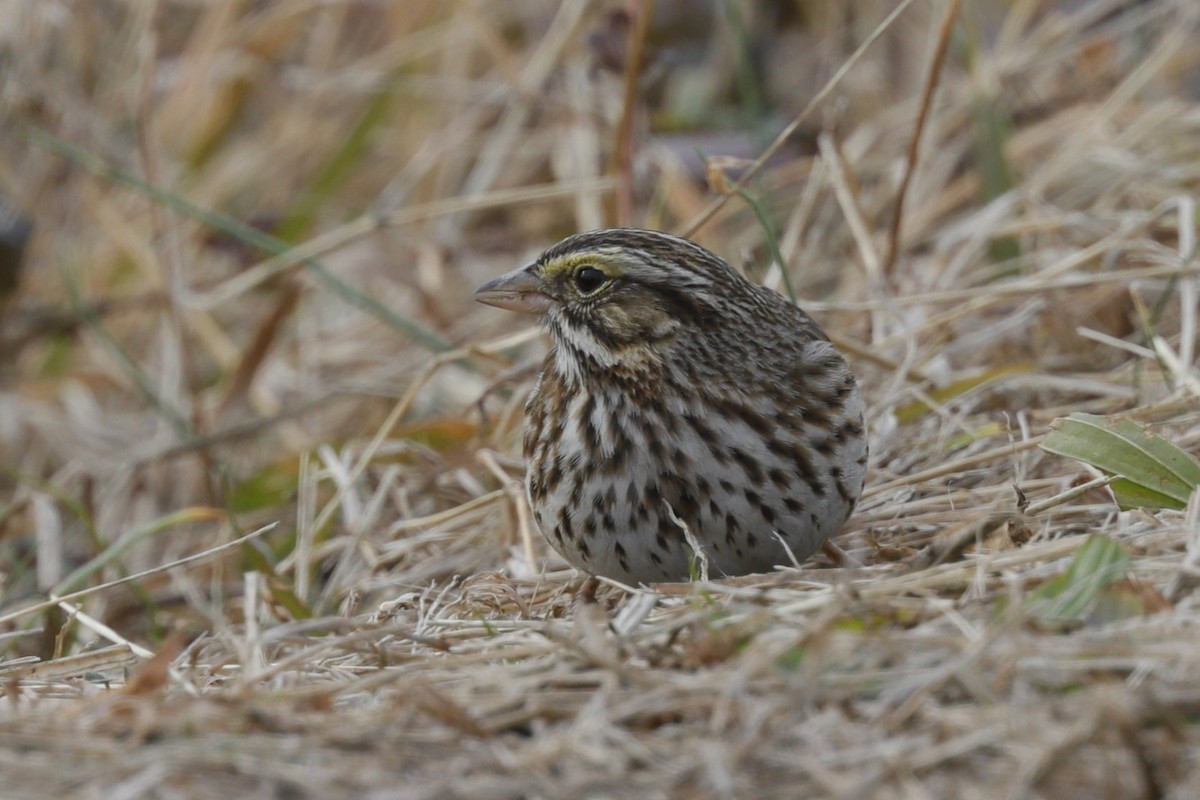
[831,466,857,504]
[812,437,836,457]
[840,419,865,439]
[672,488,699,522]
[686,413,720,447]
[603,438,630,475]
[729,447,764,484]
[580,395,598,450]
[789,444,821,489]
[743,488,763,509]
[712,395,773,437]
[528,473,545,502]
[767,467,791,490]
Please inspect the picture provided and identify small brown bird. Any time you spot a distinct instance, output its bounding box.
[475,229,867,583]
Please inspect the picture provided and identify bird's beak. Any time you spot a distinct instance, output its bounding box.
[474,266,552,314]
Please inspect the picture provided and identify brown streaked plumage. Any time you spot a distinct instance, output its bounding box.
[475,228,867,583]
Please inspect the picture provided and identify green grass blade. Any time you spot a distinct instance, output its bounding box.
[52,507,225,597]
[1026,535,1131,625]
[1041,412,1200,509]
[276,75,397,242]
[59,259,193,439]
[27,126,453,354]
[737,188,796,303]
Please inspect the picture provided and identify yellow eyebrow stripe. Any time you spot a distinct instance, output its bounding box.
[540,252,619,279]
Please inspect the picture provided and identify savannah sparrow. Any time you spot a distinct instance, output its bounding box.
[475,229,867,583]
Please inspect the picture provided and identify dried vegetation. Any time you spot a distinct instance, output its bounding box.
[2,1,1200,797]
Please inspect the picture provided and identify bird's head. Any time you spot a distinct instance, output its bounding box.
[474,228,747,372]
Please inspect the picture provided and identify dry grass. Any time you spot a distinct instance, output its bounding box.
[2,1,1200,797]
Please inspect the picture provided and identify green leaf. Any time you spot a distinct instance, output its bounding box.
[240,539,313,620]
[27,126,453,354]
[1041,412,1200,510]
[1108,478,1183,511]
[229,460,300,514]
[275,74,397,242]
[895,363,1032,423]
[736,189,796,304]
[52,507,226,596]
[1026,535,1131,626]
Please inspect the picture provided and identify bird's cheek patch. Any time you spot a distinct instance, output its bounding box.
[625,301,679,342]
[590,303,627,334]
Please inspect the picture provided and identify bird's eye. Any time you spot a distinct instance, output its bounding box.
[574,266,608,295]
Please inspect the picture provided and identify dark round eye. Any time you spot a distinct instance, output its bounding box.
[574,266,608,295]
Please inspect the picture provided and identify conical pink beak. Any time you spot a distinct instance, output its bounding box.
[474,267,553,314]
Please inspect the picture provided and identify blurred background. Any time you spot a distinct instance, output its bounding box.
[2,0,1199,646]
